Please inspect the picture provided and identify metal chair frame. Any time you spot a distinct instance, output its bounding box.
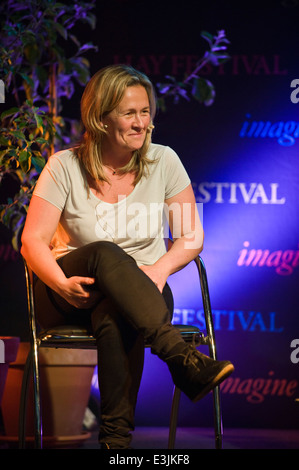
[19,253,223,449]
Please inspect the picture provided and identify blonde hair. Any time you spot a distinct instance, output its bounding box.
[75,64,157,185]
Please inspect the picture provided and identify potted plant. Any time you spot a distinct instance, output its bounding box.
[0,0,98,249]
[1,343,97,447]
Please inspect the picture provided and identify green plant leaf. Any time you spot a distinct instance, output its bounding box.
[54,22,68,40]
[191,77,215,106]
[11,130,26,140]
[24,43,41,64]
[33,112,44,133]
[31,153,46,173]
[19,149,31,172]
[0,107,19,120]
[0,135,9,146]
[201,30,214,44]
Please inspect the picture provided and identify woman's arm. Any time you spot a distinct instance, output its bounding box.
[21,195,99,308]
[139,184,203,292]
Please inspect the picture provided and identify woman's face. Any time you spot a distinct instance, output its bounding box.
[102,85,151,158]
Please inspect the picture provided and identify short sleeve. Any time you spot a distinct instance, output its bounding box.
[33,151,71,211]
[163,146,191,199]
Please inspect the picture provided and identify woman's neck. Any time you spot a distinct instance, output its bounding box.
[101,142,133,169]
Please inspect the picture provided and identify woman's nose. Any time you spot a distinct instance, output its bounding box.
[132,113,144,128]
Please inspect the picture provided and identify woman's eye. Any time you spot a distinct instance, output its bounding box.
[123,109,149,117]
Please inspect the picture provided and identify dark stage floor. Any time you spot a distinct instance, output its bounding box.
[1,426,298,452]
[75,426,299,450]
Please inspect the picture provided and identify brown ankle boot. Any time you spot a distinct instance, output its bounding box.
[166,345,234,402]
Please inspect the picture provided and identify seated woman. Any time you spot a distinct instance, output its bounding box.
[21,64,234,449]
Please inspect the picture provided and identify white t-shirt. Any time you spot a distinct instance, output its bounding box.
[33,143,190,265]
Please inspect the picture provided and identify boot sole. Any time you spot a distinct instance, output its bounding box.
[191,363,235,403]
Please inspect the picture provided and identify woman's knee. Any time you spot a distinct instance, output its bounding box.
[58,241,136,278]
[85,242,137,278]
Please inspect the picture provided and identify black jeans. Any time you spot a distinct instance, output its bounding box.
[34,241,184,448]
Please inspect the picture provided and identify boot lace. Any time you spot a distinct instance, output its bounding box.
[183,346,204,367]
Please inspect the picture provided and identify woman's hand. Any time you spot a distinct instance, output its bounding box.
[57,276,101,309]
[139,264,168,293]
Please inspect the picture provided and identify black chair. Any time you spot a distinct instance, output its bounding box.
[19,252,223,449]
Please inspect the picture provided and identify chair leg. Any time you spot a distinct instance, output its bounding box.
[31,342,42,449]
[207,337,223,448]
[18,345,42,449]
[168,385,181,449]
[213,385,223,449]
[209,335,223,448]
[18,349,33,449]
[196,257,224,449]
[208,332,223,448]
[23,258,43,448]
